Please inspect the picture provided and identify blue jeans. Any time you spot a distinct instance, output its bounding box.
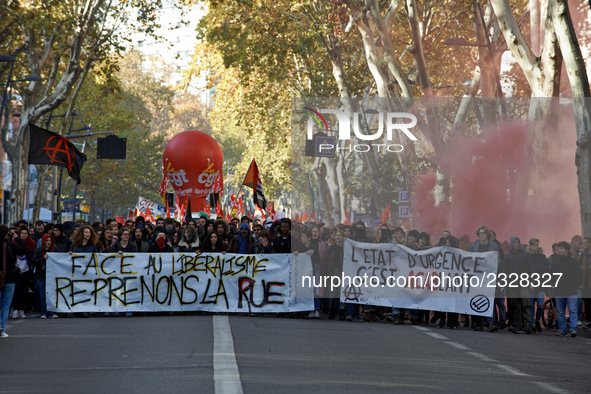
[36,278,51,317]
[347,303,359,318]
[1,283,16,331]
[530,291,545,324]
[556,296,578,333]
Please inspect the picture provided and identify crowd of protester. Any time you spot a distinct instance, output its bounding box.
[0,214,589,340]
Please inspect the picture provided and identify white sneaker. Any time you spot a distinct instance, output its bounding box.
[308,311,315,319]
[50,314,59,319]
[312,310,320,319]
[12,310,18,319]
[0,330,8,338]
[40,315,47,319]
[19,310,27,319]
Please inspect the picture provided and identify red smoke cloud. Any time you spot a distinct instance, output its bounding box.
[412,120,580,250]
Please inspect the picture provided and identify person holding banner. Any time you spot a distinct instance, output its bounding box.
[178,226,200,253]
[108,228,139,255]
[31,234,58,319]
[229,224,254,254]
[201,232,226,254]
[132,227,150,253]
[293,228,320,319]
[469,226,499,331]
[69,226,99,254]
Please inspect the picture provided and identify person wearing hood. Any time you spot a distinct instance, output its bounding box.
[552,241,582,337]
[178,226,200,253]
[214,218,231,250]
[31,234,58,319]
[378,223,393,243]
[200,219,215,246]
[503,236,534,334]
[228,223,254,254]
[148,227,174,253]
[52,224,72,253]
[352,221,372,243]
[0,225,27,337]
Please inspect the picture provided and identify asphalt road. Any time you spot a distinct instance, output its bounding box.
[1,313,590,393]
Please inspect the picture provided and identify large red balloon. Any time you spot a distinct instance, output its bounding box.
[163,130,223,214]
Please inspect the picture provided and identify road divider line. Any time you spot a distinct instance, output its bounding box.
[412,326,431,331]
[466,351,496,362]
[444,341,471,351]
[213,315,243,394]
[425,332,449,340]
[493,364,529,377]
[532,381,570,394]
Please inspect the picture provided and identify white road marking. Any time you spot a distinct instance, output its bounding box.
[425,332,449,340]
[444,341,471,351]
[213,315,243,394]
[493,364,529,377]
[533,381,570,394]
[412,326,430,331]
[465,351,497,362]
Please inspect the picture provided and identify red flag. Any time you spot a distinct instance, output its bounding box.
[137,209,144,218]
[295,213,301,222]
[344,210,351,225]
[212,171,223,194]
[255,205,266,220]
[380,203,391,223]
[145,207,156,224]
[159,170,169,203]
[237,196,245,217]
[267,201,277,220]
[216,201,224,218]
[301,210,308,223]
[242,158,267,209]
[166,200,171,219]
[178,204,186,222]
[127,209,134,221]
[401,219,411,234]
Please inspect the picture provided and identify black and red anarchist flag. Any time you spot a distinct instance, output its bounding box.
[28,123,87,184]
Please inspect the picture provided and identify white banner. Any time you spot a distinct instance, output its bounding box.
[136,196,166,218]
[341,239,498,317]
[46,252,314,313]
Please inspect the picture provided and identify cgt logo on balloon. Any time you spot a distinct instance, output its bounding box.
[162,130,224,212]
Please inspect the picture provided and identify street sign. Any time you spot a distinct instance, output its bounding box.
[372,216,382,228]
[399,205,411,218]
[399,190,409,203]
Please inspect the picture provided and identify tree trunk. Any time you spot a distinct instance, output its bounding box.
[549,0,591,236]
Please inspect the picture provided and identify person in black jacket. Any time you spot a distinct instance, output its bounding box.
[52,224,72,253]
[31,234,58,319]
[552,241,582,337]
[148,230,174,253]
[0,225,26,337]
[503,236,534,334]
[201,232,226,254]
[526,238,547,332]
